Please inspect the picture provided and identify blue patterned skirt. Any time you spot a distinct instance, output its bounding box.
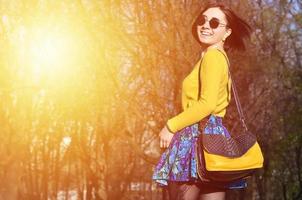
[152,114,247,189]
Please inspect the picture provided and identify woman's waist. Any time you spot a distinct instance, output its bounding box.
[183,100,228,115]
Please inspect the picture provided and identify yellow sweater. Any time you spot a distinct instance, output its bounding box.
[166,48,232,133]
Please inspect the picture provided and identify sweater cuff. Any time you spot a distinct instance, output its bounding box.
[166,120,177,134]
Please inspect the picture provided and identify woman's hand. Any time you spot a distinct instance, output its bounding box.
[159,126,174,148]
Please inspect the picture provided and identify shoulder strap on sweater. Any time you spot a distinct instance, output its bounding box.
[197,49,249,131]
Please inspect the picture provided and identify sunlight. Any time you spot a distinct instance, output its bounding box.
[27,27,77,82]
[62,136,71,147]
[30,32,68,72]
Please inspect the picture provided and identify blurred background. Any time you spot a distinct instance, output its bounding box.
[0,0,301,199]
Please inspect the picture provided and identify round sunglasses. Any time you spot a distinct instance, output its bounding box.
[198,15,228,29]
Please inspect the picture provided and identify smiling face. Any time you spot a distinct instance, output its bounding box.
[197,7,232,49]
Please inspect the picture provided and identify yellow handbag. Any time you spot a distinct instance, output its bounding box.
[203,141,264,171]
[196,115,264,182]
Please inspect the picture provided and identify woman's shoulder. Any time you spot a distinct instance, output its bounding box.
[201,48,228,66]
[203,48,227,59]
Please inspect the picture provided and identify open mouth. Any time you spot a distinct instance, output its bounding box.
[200,31,212,36]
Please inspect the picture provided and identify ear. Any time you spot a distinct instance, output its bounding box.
[225,28,232,39]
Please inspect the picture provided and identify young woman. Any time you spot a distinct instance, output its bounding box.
[152,3,252,200]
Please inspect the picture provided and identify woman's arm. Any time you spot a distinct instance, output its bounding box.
[166,49,226,133]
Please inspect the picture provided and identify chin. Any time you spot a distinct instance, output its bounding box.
[198,38,211,45]
[198,39,211,46]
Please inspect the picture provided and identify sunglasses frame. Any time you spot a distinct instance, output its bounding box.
[198,15,228,29]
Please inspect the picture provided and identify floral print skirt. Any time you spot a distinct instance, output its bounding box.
[152,114,248,189]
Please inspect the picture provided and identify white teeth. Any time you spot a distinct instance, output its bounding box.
[201,32,211,36]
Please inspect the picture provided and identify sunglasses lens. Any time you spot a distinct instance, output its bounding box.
[199,16,206,26]
[209,19,219,29]
[198,16,225,29]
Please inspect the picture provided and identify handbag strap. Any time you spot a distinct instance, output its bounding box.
[197,49,249,131]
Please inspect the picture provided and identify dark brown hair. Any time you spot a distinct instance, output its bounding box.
[192,3,252,51]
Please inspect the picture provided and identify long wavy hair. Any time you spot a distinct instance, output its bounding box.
[192,3,252,51]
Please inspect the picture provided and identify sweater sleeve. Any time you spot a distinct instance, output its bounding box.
[166,49,225,133]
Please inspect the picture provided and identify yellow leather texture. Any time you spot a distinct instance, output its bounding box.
[204,142,264,171]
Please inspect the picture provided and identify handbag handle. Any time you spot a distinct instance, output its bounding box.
[197,49,249,131]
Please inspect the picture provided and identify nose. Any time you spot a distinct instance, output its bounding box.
[200,25,210,32]
[200,20,211,30]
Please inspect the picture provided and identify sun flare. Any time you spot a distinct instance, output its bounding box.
[12,23,88,87]
[30,32,69,68]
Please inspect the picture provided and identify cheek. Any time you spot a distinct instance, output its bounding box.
[196,26,202,34]
[207,31,223,43]
[214,30,225,39]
